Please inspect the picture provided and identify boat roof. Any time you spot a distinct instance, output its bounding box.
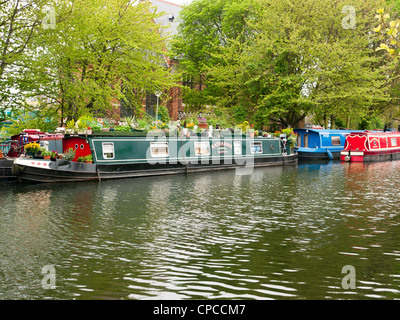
[294,128,363,134]
[347,130,400,136]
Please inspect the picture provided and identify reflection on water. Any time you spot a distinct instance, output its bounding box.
[1,161,400,300]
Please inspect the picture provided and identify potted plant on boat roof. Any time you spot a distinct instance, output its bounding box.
[65,119,76,134]
[62,148,76,161]
[76,120,87,134]
[91,123,102,133]
[84,155,93,164]
[198,117,208,129]
[0,149,3,159]
[24,142,41,157]
[50,150,58,161]
[77,156,86,163]
[101,118,110,131]
[236,121,250,135]
[41,150,52,160]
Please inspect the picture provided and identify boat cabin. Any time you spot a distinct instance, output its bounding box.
[294,129,359,160]
[341,131,400,162]
[6,129,64,157]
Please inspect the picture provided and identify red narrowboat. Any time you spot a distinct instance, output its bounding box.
[0,129,64,181]
[340,131,400,162]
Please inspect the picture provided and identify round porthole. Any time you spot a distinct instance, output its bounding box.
[75,144,78,149]
[270,144,274,150]
[80,144,84,149]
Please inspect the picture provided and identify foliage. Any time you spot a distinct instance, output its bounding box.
[0,1,45,116]
[62,148,76,161]
[236,121,251,132]
[282,128,298,148]
[122,116,137,129]
[6,108,59,136]
[66,120,75,129]
[22,0,177,122]
[41,150,52,157]
[91,124,102,132]
[174,0,393,129]
[171,0,255,110]
[154,105,170,123]
[115,125,131,132]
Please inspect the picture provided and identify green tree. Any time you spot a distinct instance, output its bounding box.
[171,0,255,114]
[175,0,393,129]
[236,0,391,128]
[21,0,177,123]
[0,0,45,120]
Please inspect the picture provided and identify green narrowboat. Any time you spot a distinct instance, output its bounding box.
[12,132,297,183]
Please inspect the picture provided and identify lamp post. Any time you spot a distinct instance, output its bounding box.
[155,91,161,128]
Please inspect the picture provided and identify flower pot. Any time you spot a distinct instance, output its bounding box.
[199,123,208,129]
[0,152,3,159]
[85,161,93,164]
[65,129,75,134]
[43,155,51,160]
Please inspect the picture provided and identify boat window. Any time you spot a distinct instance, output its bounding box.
[304,135,308,148]
[391,138,397,147]
[250,141,263,154]
[150,142,169,157]
[234,141,242,155]
[102,142,114,159]
[297,135,301,147]
[194,142,210,156]
[331,136,341,146]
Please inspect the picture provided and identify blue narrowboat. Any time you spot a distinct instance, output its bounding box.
[294,128,362,160]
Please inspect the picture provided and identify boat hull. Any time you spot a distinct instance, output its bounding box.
[340,150,400,162]
[296,149,340,160]
[0,159,17,181]
[13,154,298,183]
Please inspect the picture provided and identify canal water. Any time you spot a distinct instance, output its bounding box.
[0,160,400,300]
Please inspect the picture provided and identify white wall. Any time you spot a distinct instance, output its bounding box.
[151,0,182,38]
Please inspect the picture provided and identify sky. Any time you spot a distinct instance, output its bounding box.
[165,0,193,6]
